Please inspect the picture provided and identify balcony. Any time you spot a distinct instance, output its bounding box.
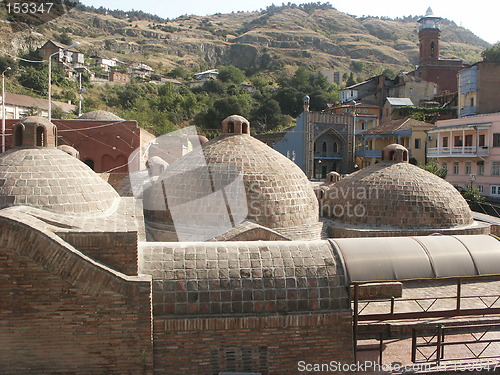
[314,152,342,160]
[459,106,477,117]
[356,149,382,158]
[427,146,490,158]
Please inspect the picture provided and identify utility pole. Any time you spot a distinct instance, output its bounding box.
[2,67,11,153]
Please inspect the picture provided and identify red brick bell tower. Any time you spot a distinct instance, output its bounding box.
[418,7,441,65]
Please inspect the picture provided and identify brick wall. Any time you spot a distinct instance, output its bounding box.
[58,231,139,276]
[0,216,153,374]
[153,312,354,375]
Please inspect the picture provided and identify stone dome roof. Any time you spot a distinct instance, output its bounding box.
[0,148,119,214]
[78,110,124,121]
[145,115,319,240]
[322,144,474,229]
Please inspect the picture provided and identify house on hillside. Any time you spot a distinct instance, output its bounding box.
[38,40,84,70]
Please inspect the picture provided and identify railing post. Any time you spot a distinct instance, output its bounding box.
[379,331,383,365]
[436,324,443,365]
[390,296,395,315]
[456,278,461,312]
[411,328,417,363]
[353,283,359,364]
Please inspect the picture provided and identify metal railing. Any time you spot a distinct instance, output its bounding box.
[412,323,500,365]
[352,277,500,364]
[427,146,490,157]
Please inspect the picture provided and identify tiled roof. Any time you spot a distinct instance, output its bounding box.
[360,118,434,135]
[4,92,75,113]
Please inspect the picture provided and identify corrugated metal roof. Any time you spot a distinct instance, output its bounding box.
[386,97,414,106]
[331,235,500,283]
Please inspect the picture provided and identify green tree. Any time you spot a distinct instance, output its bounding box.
[57,32,73,45]
[481,43,500,62]
[0,55,17,76]
[218,65,246,84]
[421,160,447,179]
[18,67,48,95]
[346,72,356,87]
[351,60,366,73]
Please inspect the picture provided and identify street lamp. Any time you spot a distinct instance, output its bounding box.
[48,42,80,122]
[2,66,11,153]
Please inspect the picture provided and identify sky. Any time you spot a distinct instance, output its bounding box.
[80,0,500,45]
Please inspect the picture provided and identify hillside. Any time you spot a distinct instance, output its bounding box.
[0,4,490,77]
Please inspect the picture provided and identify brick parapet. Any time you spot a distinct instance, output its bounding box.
[0,213,153,374]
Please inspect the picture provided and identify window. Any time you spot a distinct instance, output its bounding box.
[491,185,500,196]
[414,138,421,149]
[442,162,448,171]
[492,161,500,176]
[36,126,45,147]
[454,136,463,147]
[478,185,484,193]
[493,133,500,147]
[442,137,449,147]
[465,162,472,175]
[361,122,367,130]
[465,134,473,147]
[477,161,485,176]
[479,134,486,147]
[322,142,327,153]
[453,162,459,175]
[410,87,414,95]
[333,142,339,153]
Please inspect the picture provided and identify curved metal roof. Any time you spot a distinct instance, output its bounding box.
[330,235,500,283]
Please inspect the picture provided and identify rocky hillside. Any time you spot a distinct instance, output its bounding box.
[0,4,490,76]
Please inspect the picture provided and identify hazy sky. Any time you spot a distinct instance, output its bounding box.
[80,0,499,45]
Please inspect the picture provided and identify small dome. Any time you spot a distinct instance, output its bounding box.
[12,116,57,148]
[57,145,80,158]
[322,149,474,229]
[78,110,124,121]
[0,148,119,214]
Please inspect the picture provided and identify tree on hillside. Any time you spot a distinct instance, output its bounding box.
[218,65,246,85]
[481,43,500,62]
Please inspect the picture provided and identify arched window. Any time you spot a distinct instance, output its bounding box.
[333,142,339,153]
[84,159,95,170]
[402,150,409,162]
[13,124,24,147]
[36,126,45,147]
[430,41,435,57]
[322,142,327,153]
[242,122,249,134]
[228,121,235,133]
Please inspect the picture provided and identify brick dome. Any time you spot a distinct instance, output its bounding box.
[322,144,474,229]
[0,148,119,214]
[145,115,319,240]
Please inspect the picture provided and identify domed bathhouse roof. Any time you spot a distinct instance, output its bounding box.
[78,110,124,121]
[321,144,489,237]
[144,115,322,242]
[0,117,120,214]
